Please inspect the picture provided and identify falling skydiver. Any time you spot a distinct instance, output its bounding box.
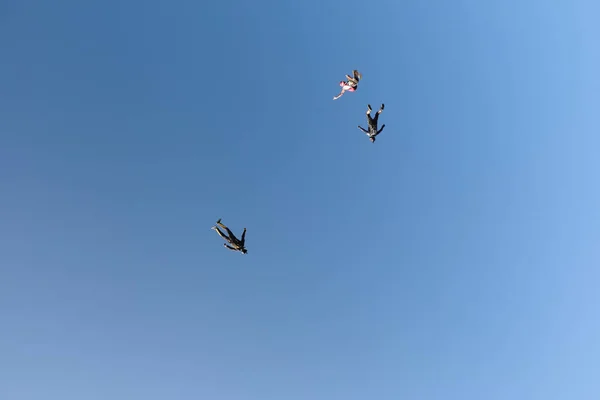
[357,104,385,143]
[333,70,362,100]
[211,218,248,254]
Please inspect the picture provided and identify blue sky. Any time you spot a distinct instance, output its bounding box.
[1,0,599,399]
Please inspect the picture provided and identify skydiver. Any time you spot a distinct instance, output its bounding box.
[333,70,362,100]
[211,218,248,254]
[357,103,385,143]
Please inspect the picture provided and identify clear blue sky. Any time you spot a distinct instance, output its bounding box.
[1,1,599,399]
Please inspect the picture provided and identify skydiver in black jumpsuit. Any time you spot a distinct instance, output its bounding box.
[211,218,248,254]
[357,103,385,143]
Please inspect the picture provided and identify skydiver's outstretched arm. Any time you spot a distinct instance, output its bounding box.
[224,243,238,251]
[377,124,386,135]
[358,125,370,134]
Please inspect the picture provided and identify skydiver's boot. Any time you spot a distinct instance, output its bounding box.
[378,104,385,113]
[367,104,372,114]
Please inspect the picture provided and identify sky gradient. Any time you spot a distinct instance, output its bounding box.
[1,1,599,399]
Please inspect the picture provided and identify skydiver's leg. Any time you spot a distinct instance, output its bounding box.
[370,105,383,126]
[216,221,239,243]
[333,89,345,100]
[215,226,240,248]
[372,112,379,124]
[215,218,230,233]
[377,104,385,114]
[217,219,235,237]
[217,218,231,236]
[212,226,230,241]
[345,70,359,86]
[219,224,237,241]
[366,104,383,125]
[366,105,374,125]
